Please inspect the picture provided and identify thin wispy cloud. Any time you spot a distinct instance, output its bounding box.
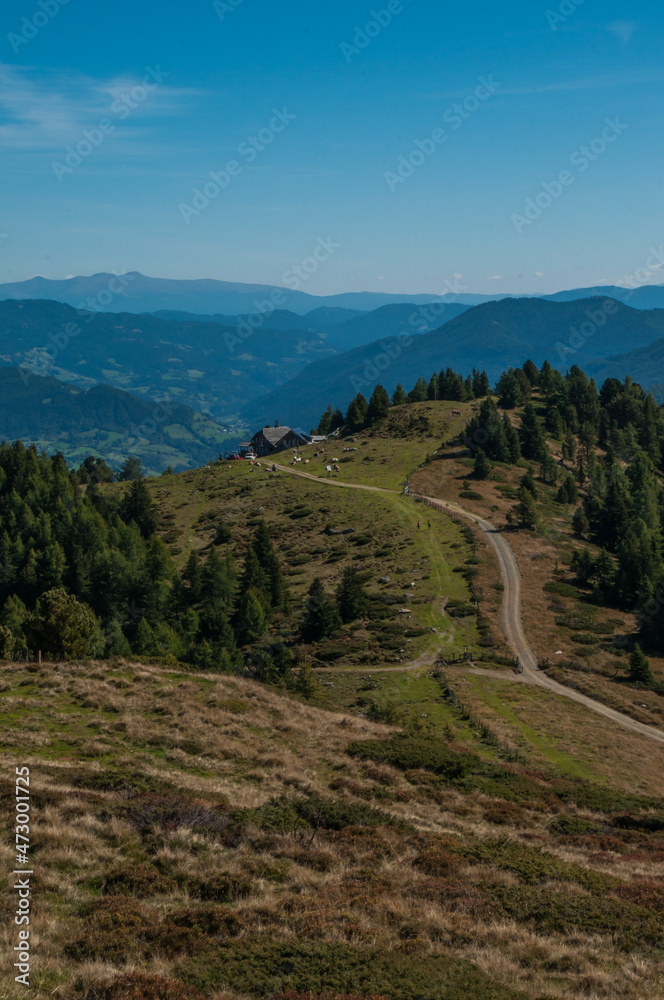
[607,21,638,45]
[0,64,203,152]
[421,67,664,101]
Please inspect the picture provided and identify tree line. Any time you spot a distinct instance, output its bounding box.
[316,367,491,434]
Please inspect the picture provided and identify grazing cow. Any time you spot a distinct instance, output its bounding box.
[451,408,462,416]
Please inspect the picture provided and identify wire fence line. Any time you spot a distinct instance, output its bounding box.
[432,664,528,764]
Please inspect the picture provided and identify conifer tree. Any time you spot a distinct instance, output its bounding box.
[302,578,341,642]
[234,589,267,645]
[520,467,537,498]
[572,507,589,537]
[629,644,654,687]
[392,383,407,406]
[345,393,368,432]
[472,369,491,397]
[317,404,334,435]
[407,377,428,404]
[331,408,345,432]
[519,403,547,461]
[119,479,158,538]
[252,520,287,611]
[473,449,491,480]
[496,369,525,408]
[117,456,143,481]
[509,487,539,530]
[366,383,391,423]
[336,566,368,623]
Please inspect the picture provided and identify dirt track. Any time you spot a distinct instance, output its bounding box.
[419,494,664,747]
[274,462,664,746]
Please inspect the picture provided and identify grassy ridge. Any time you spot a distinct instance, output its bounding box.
[142,460,482,667]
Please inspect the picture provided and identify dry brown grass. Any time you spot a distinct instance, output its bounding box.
[0,659,663,1000]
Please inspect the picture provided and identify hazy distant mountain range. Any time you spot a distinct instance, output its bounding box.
[0,272,477,316]
[4,270,664,316]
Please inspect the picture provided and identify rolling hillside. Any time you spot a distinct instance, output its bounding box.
[0,367,233,473]
[155,302,470,351]
[0,299,334,425]
[543,282,664,309]
[0,299,468,431]
[1,436,664,1000]
[586,337,664,400]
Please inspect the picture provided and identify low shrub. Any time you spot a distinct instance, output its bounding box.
[67,898,206,963]
[170,905,243,937]
[102,863,177,897]
[549,816,605,837]
[117,795,230,836]
[483,801,528,826]
[271,993,389,1000]
[613,880,664,912]
[556,612,595,629]
[446,600,476,618]
[458,836,619,892]
[176,939,534,999]
[347,735,475,782]
[553,778,661,815]
[244,794,396,835]
[543,581,580,598]
[190,872,252,902]
[413,849,459,877]
[73,768,172,796]
[87,973,207,1000]
[611,812,664,832]
[492,883,664,951]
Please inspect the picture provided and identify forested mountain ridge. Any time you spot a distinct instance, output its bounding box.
[244,295,664,428]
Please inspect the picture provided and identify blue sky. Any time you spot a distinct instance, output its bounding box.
[1,0,662,295]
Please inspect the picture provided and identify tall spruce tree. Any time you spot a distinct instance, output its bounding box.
[366,384,391,423]
[336,566,368,623]
[302,578,342,642]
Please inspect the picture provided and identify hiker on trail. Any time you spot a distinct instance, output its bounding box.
[428,520,431,530]
[417,520,421,530]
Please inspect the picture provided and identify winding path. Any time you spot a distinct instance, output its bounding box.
[274,464,664,746]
